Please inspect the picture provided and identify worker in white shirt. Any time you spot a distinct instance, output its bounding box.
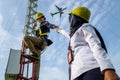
[54,7,120,80]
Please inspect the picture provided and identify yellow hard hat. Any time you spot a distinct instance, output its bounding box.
[35,12,44,20]
[69,7,91,21]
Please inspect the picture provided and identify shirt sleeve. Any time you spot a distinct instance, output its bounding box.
[82,25,115,72]
[58,29,70,40]
[43,21,54,29]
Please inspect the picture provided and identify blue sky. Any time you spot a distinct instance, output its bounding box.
[0,0,120,80]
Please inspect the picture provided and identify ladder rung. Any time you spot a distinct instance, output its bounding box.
[22,54,38,62]
[18,75,32,80]
[23,60,33,64]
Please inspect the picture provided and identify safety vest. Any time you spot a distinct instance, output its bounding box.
[36,24,50,37]
[39,28,48,37]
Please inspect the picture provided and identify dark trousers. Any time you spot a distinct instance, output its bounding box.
[74,68,104,80]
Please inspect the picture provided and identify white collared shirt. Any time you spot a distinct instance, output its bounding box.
[58,23,114,80]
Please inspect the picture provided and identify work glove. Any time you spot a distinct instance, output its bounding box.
[33,22,37,29]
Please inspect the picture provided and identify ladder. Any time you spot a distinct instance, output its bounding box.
[17,41,37,80]
[17,0,39,79]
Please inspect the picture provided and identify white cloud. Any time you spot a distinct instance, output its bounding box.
[0,54,4,60]
[0,13,3,26]
[48,0,115,30]
[0,1,2,9]
[56,58,65,65]
[10,7,18,16]
[0,13,9,45]
[42,47,57,61]
[40,66,68,80]
[90,0,116,26]
[0,26,14,50]
[0,13,22,58]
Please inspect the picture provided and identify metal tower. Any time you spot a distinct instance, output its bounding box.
[5,0,39,80]
[18,0,39,79]
[24,0,38,36]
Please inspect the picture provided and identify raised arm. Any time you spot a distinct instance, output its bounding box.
[54,26,70,39]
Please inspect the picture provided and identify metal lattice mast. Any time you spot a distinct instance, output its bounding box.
[24,0,38,36]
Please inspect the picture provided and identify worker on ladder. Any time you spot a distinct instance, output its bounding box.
[23,12,57,80]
